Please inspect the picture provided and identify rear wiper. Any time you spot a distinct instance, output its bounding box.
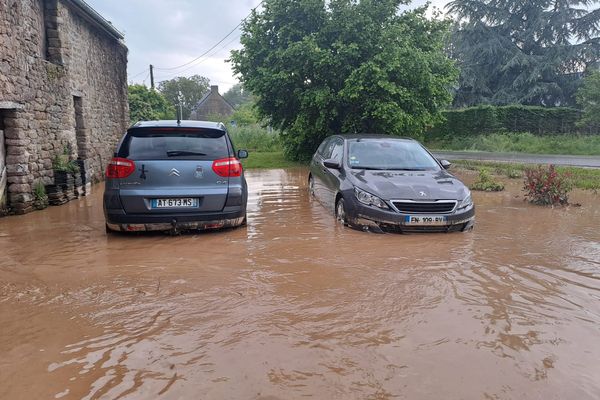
[166,150,207,157]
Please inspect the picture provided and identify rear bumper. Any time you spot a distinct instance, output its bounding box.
[105,207,246,232]
[345,195,475,233]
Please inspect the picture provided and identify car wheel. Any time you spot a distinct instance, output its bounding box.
[308,175,315,197]
[241,213,247,226]
[105,223,115,234]
[335,197,347,226]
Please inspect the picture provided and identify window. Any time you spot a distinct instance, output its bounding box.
[330,140,344,162]
[317,138,332,158]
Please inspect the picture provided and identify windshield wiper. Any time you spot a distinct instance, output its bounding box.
[387,168,430,171]
[351,166,386,170]
[166,150,207,157]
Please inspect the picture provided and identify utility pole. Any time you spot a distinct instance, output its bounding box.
[149,64,155,90]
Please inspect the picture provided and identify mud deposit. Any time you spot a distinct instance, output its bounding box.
[1,168,599,399]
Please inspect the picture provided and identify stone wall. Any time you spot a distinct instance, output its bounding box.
[0,0,128,214]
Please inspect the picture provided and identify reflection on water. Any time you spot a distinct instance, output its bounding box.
[0,168,599,399]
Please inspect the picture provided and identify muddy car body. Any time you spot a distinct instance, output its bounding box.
[103,120,248,233]
[308,134,475,233]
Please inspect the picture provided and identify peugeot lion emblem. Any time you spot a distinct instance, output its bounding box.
[169,168,180,177]
[419,191,427,197]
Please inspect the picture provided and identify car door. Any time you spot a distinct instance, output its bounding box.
[310,137,333,203]
[321,138,344,212]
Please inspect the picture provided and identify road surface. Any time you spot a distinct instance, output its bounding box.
[433,150,600,168]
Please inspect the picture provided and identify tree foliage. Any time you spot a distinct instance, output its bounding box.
[223,83,255,109]
[128,84,175,124]
[447,0,600,107]
[576,70,600,130]
[157,75,210,119]
[230,0,458,160]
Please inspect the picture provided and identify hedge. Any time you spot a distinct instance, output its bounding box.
[428,105,588,137]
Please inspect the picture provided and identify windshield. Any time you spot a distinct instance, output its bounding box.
[119,128,230,160]
[348,139,440,171]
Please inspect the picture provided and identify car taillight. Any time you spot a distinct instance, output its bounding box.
[212,157,242,177]
[106,157,135,179]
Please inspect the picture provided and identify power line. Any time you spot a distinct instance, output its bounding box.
[129,68,148,79]
[141,72,150,85]
[153,0,264,72]
[153,32,243,82]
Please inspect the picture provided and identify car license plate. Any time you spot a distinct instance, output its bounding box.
[152,198,198,208]
[405,215,447,225]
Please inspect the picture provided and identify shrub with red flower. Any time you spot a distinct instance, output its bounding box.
[523,165,572,206]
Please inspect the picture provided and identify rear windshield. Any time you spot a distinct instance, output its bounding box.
[119,128,230,160]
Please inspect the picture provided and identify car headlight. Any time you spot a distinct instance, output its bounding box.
[354,187,389,209]
[457,192,473,210]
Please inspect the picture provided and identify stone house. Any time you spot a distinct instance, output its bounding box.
[190,85,234,121]
[0,0,128,214]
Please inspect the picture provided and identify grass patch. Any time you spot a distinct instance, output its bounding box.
[229,125,283,153]
[452,160,600,190]
[242,152,305,169]
[426,132,600,156]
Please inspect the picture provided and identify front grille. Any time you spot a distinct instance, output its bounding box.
[380,223,466,234]
[391,200,456,214]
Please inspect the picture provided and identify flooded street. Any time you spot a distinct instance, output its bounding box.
[1,168,600,400]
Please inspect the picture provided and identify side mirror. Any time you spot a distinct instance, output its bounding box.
[237,149,249,159]
[439,159,452,170]
[323,159,341,169]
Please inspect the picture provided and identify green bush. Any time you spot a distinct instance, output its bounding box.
[428,105,586,138]
[576,71,600,132]
[52,154,79,174]
[470,169,505,191]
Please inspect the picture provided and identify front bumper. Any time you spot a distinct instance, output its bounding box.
[345,196,475,233]
[105,207,246,232]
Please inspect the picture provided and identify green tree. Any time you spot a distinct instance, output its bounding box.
[447,0,600,107]
[223,83,255,108]
[128,84,175,123]
[230,0,458,160]
[157,75,210,119]
[576,70,600,130]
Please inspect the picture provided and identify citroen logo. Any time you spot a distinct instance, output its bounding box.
[169,168,180,177]
[419,191,427,197]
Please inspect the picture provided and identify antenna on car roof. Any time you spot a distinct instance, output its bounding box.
[176,90,182,126]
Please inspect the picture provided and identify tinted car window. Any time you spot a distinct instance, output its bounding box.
[317,137,332,158]
[322,138,341,159]
[348,139,440,171]
[119,128,229,160]
[330,140,344,162]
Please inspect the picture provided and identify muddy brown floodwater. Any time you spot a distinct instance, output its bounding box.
[1,168,600,400]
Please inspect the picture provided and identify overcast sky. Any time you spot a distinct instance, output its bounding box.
[86,0,450,93]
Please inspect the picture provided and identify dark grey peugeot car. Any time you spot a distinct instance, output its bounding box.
[308,135,475,233]
[103,120,248,233]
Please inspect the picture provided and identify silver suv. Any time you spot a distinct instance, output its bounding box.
[103,120,248,233]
